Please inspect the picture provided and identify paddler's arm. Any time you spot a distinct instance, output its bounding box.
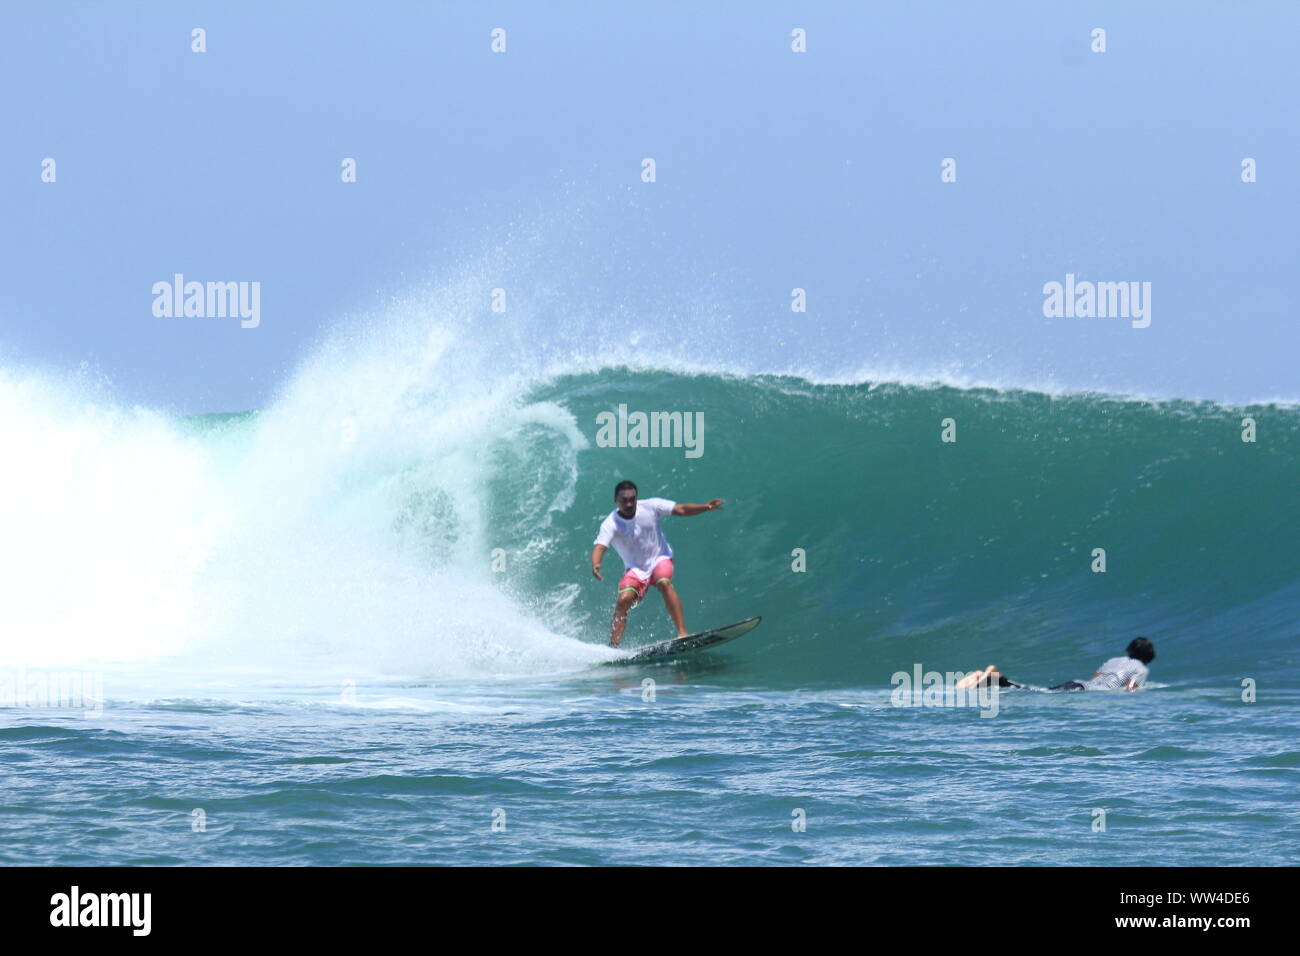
[591,544,607,580]
[672,499,724,516]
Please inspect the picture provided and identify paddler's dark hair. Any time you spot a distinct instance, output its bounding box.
[614,480,638,499]
[1126,637,1155,664]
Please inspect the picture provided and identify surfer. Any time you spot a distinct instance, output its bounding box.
[591,480,724,647]
[954,637,1156,691]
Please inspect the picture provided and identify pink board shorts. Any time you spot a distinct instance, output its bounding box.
[617,559,674,603]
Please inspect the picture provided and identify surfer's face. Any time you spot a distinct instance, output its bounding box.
[616,489,637,517]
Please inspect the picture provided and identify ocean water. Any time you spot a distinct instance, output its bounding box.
[2,315,1297,866]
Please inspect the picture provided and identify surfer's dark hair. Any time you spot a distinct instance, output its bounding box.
[1126,637,1155,664]
[614,480,638,499]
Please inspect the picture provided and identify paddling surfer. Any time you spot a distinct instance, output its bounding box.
[955,637,1156,692]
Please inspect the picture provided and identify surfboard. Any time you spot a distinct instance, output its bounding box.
[612,616,762,663]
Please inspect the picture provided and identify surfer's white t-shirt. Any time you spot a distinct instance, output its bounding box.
[1083,656,1149,691]
[594,498,676,580]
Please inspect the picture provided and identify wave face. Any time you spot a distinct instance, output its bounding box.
[530,372,1300,686]
[2,327,1296,690]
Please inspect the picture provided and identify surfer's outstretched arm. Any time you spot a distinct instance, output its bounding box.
[590,544,607,580]
[672,499,724,516]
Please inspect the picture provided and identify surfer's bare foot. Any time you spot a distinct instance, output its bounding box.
[956,665,999,690]
[608,639,621,648]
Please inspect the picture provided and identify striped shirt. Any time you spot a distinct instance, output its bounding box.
[1082,656,1149,691]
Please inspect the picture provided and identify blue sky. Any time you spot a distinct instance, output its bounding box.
[2,1,1296,411]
